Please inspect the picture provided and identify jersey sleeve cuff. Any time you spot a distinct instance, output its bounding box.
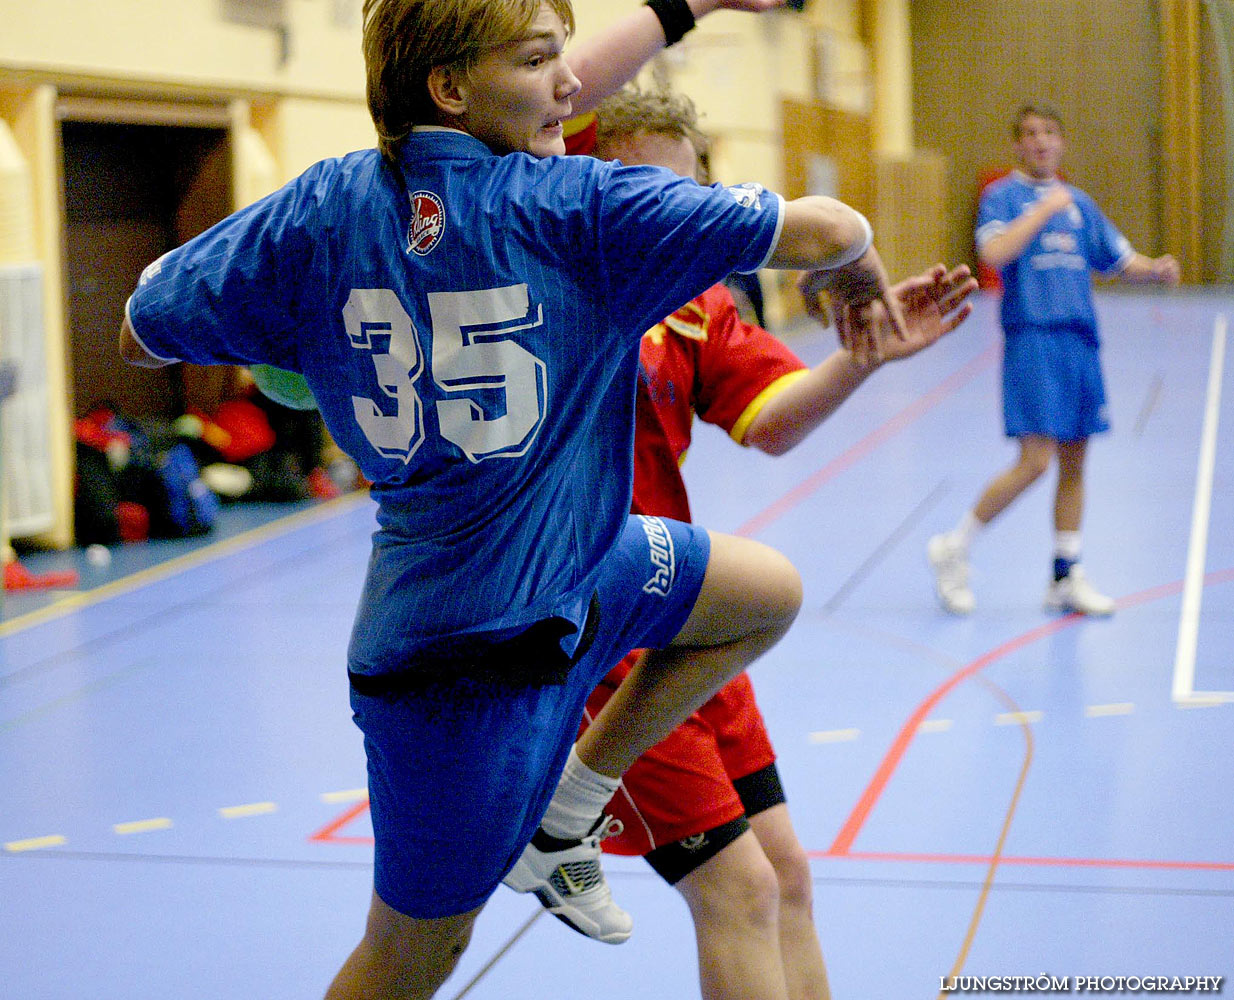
[729,368,810,444]
[125,296,181,365]
[739,192,787,274]
[975,219,1005,249]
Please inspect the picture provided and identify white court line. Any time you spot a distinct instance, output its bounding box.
[1172,314,1233,705]
[808,728,860,744]
[1085,702,1135,718]
[995,710,1042,726]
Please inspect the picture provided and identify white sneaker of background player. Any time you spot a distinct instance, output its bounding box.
[1044,565,1115,616]
[927,534,975,615]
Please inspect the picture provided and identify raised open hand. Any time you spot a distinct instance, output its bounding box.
[800,262,977,367]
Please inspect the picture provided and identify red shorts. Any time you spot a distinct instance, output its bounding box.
[581,653,776,855]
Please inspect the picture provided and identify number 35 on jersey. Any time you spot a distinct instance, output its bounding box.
[343,284,548,465]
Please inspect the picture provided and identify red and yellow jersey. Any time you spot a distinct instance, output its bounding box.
[632,282,808,521]
[563,112,598,156]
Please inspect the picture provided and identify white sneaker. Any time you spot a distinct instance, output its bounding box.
[502,815,632,944]
[927,534,974,615]
[1044,566,1115,616]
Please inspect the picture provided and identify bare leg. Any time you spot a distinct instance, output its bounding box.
[1054,438,1088,532]
[577,532,801,778]
[325,893,482,1000]
[972,434,1056,525]
[676,831,790,1000]
[749,805,831,1000]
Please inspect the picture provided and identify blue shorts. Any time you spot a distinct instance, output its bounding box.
[1002,326,1109,442]
[350,515,711,919]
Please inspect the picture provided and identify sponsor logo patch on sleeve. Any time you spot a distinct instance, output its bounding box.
[725,183,765,210]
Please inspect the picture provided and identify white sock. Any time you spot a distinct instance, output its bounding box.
[951,511,984,552]
[539,746,621,840]
[1054,530,1082,562]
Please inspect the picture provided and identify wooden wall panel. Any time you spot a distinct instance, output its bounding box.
[873,152,948,281]
[910,0,1161,273]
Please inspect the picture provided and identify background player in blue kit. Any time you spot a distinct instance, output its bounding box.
[928,103,1181,617]
[118,1,930,997]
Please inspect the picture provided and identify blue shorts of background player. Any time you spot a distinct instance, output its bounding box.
[1002,325,1109,442]
[352,515,710,918]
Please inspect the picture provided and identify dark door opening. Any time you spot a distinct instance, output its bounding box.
[60,109,235,420]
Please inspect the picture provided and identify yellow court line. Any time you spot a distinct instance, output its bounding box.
[0,492,370,639]
[938,680,1035,997]
[320,788,369,804]
[4,834,67,852]
[918,718,953,733]
[995,710,1042,726]
[808,728,860,744]
[113,818,173,835]
[219,802,277,819]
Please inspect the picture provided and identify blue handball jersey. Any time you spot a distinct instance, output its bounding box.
[976,172,1134,339]
[126,129,782,675]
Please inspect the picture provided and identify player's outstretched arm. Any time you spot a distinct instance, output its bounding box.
[771,196,909,365]
[744,264,976,455]
[1118,252,1182,286]
[568,0,785,115]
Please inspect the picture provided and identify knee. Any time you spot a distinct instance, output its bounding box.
[692,853,782,933]
[738,542,802,634]
[770,840,815,915]
[764,549,804,631]
[1018,449,1053,481]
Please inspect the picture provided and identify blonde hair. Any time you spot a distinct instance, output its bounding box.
[593,85,707,166]
[363,0,575,160]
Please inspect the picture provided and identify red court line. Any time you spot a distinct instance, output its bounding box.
[736,344,998,537]
[311,568,1234,863]
[827,567,1234,861]
[821,850,1234,873]
[309,799,373,846]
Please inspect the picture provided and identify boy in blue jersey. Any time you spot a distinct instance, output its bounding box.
[119,2,918,997]
[928,104,1180,617]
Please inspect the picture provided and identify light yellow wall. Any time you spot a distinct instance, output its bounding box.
[0,0,365,99]
[1,0,902,189]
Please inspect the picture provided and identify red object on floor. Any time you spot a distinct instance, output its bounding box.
[117,501,150,542]
[4,560,80,591]
[306,466,341,500]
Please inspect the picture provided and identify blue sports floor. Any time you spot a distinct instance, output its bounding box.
[2,290,1231,999]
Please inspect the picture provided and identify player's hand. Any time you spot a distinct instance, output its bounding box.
[876,264,978,364]
[1154,254,1182,287]
[1040,182,1073,215]
[800,245,908,367]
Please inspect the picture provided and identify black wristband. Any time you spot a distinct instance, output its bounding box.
[645,0,697,47]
